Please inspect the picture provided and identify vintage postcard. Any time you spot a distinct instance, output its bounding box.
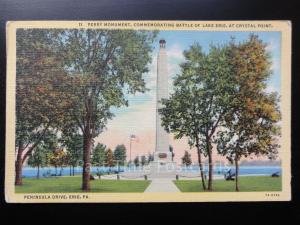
[5,21,291,203]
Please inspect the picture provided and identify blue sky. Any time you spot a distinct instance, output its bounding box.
[112,30,281,117]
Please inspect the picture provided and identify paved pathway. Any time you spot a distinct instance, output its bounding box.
[144,178,180,193]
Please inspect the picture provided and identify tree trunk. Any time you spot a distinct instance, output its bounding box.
[197,148,207,190]
[15,124,51,185]
[82,134,93,191]
[37,165,40,179]
[195,135,207,190]
[15,145,24,185]
[235,157,240,192]
[207,141,213,191]
[73,166,75,176]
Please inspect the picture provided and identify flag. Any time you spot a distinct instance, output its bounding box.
[130,134,139,142]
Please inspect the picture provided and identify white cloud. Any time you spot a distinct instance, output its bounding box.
[270,57,280,72]
[265,84,276,94]
[106,100,156,134]
[266,38,277,52]
[266,38,280,72]
[167,43,184,60]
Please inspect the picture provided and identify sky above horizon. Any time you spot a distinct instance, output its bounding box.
[95,30,281,164]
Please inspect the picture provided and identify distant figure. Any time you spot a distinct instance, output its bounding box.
[224,169,235,181]
[271,172,280,177]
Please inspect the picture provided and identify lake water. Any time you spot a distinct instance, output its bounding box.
[21,165,281,178]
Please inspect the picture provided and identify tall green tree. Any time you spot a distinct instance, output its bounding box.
[159,43,235,190]
[105,148,115,168]
[217,35,281,191]
[40,131,62,176]
[54,29,157,191]
[27,145,48,179]
[114,144,127,166]
[15,29,66,185]
[181,151,192,166]
[92,143,106,167]
[49,149,68,176]
[60,132,83,176]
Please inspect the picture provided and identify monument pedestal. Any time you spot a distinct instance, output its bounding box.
[150,152,176,176]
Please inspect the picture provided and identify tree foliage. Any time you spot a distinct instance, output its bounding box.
[27,145,48,178]
[114,144,127,165]
[217,35,281,191]
[54,29,157,139]
[16,29,66,154]
[181,151,192,166]
[159,43,235,190]
[92,143,106,166]
[61,132,83,169]
[15,29,66,185]
[105,148,115,167]
[49,149,69,175]
[53,29,157,190]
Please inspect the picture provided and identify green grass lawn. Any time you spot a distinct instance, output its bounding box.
[15,176,151,193]
[174,176,282,192]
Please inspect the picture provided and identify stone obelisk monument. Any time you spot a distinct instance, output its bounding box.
[151,39,176,173]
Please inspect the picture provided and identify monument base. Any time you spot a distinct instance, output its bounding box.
[149,152,177,178]
[149,161,177,174]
